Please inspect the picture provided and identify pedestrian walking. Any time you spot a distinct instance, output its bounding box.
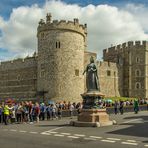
[0,104,2,123]
[114,100,119,115]
[134,98,139,114]
[51,104,57,120]
[3,104,10,125]
[28,101,33,124]
[46,104,51,120]
[119,100,124,115]
[40,103,46,121]
[35,102,40,123]
[57,105,62,119]
[16,103,22,124]
[69,103,74,118]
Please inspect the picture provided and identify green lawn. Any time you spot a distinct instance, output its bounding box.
[104,97,136,103]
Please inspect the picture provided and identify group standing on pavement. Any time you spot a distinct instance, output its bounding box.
[0,97,148,125]
[0,101,81,125]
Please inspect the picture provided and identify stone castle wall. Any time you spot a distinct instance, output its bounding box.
[1,14,148,101]
[103,40,148,98]
[0,57,37,99]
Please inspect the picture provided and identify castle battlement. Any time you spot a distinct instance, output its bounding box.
[0,56,37,70]
[103,40,148,55]
[37,13,87,38]
[97,61,117,68]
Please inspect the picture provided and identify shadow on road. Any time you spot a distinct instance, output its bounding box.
[36,124,69,127]
[107,115,148,138]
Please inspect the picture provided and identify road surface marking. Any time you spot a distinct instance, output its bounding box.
[41,132,51,135]
[54,134,64,137]
[107,138,121,141]
[30,132,38,134]
[101,140,116,143]
[74,134,85,137]
[10,129,17,132]
[61,133,71,135]
[127,140,136,142]
[122,142,138,145]
[84,138,97,141]
[3,129,8,131]
[144,145,148,147]
[89,136,102,139]
[123,119,142,124]
[19,131,27,133]
[67,136,79,139]
[45,127,64,132]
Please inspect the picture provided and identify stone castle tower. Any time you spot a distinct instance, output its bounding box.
[103,41,148,98]
[37,13,87,102]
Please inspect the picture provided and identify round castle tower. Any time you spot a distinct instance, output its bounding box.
[37,13,87,102]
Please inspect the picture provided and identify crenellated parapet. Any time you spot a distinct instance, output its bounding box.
[0,56,37,70]
[37,13,87,38]
[103,40,148,55]
[96,61,118,69]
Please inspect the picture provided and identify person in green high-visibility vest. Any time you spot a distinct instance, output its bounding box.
[3,104,10,125]
[134,98,139,114]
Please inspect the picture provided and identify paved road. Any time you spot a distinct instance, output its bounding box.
[0,111,148,148]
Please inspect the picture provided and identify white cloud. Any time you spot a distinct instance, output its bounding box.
[0,0,148,60]
[124,3,148,33]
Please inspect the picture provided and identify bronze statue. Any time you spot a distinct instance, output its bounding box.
[83,56,100,92]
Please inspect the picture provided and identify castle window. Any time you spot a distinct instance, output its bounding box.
[56,41,60,48]
[40,70,45,78]
[75,69,79,76]
[135,82,141,89]
[41,33,44,38]
[135,69,141,77]
[136,57,140,63]
[33,75,37,79]
[17,75,21,81]
[107,70,111,76]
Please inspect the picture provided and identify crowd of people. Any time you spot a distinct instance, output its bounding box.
[104,98,148,107]
[0,101,83,125]
[0,98,147,125]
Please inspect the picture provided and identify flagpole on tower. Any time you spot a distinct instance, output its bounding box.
[45,0,48,14]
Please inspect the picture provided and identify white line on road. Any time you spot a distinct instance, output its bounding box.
[89,136,102,139]
[19,131,27,133]
[67,136,79,139]
[40,132,51,135]
[101,140,116,143]
[74,134,86,137]
[126,140,136,142]
[144,145,148,147]
[45,127,64,132]
[61,133,71,135]
[122,142,138,145]
[10,129,17,132]
[84,138,97,141]
[54,134,65,137]
[123,119,142,124]
[30,132,38,134]
[107,138,121,141]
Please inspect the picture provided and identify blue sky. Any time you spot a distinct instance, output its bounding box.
[1,0,148,19]
[0,0,148,61]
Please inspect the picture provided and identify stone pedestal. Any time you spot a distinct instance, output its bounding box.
[70,91,115,127]
[72,109,113,127]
